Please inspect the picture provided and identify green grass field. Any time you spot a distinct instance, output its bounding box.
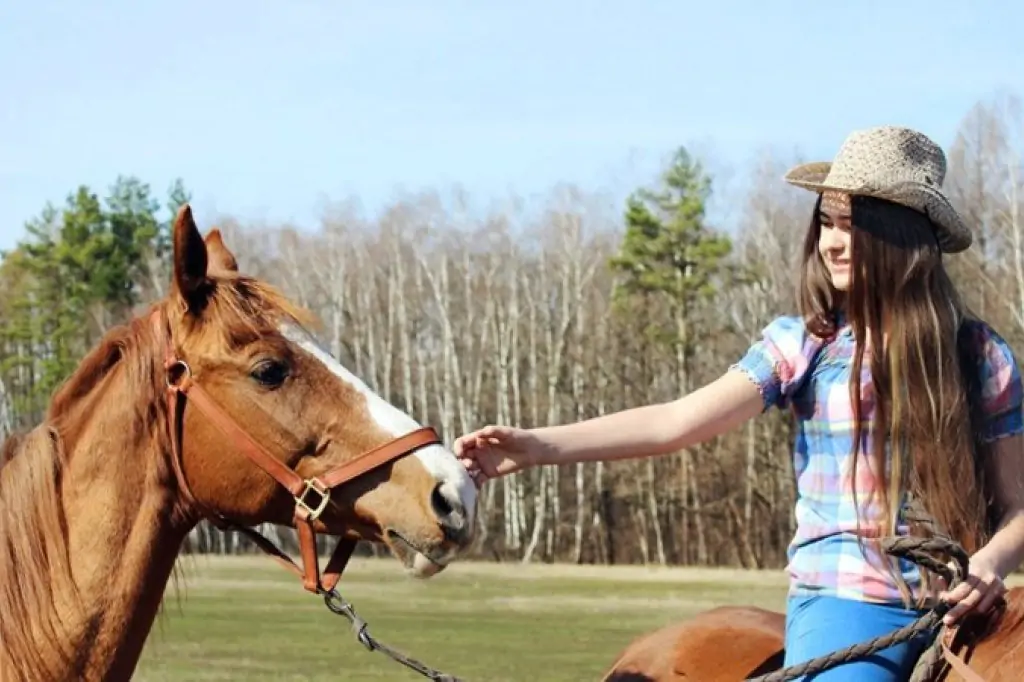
[133,555,794,681]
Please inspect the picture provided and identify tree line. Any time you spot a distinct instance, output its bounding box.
[2,94,1022,569]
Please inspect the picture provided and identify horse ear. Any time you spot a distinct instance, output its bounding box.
[172,204,211,312]
[204,228,239,276]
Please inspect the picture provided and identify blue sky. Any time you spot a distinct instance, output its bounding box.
[1,0,1021,252]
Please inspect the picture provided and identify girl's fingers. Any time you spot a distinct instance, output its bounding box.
[976,585,1003,615]
[453,434,474,456]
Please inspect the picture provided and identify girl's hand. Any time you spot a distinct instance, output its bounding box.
[453,425,549,487]
[939,556,1007,626]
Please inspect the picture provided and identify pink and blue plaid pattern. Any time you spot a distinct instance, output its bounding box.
[732,314,1023,604]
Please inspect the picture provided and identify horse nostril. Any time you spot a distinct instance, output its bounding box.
[431,483,454,518]
[430,482,466,537]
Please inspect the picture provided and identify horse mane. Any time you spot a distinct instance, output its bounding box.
[0,273,313,681]
[0,307,168,680]
[0,423,79,679]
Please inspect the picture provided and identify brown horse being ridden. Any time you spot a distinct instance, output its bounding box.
[600,584,1024,681]
[0,205,479,682]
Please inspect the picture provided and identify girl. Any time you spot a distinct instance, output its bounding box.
[454,126,1024,680]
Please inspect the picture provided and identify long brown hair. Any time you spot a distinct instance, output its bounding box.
[798,193,992,605]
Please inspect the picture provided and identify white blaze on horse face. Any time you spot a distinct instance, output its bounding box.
[280,324,477,528]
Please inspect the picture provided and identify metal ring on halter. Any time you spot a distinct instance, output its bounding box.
[166,360,193,389]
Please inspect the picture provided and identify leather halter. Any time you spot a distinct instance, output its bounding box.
[153,310,443,594]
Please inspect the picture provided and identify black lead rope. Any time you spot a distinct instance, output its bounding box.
[321,587,467,682]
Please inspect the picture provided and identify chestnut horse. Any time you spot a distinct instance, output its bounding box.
[601,588,1024,681]
[0,205,478,682]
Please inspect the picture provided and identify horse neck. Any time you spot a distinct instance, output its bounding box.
[62,412,187,680]
[1,323,190,682]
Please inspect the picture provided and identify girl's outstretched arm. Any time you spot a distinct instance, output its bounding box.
[455,369,765,484]
[530,369,765,466]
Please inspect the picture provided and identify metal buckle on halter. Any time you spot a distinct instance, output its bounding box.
[165,360,192,390]
[295,478,331,521]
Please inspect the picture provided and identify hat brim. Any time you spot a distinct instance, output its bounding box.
[784,162,834,190]
[783,162,973,254]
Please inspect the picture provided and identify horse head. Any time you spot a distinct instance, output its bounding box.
[162,205,478,580]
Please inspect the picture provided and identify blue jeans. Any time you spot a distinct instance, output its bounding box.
[784,594,932,681]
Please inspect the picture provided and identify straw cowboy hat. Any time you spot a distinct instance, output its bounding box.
[784,125,972,253]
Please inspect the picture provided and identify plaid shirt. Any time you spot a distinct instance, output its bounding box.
[732,314,1024,604]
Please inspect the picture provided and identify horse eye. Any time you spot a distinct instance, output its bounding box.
[250,359,289,388]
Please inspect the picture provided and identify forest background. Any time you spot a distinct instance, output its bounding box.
[3,91,1023,572]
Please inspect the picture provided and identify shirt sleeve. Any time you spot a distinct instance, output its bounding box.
[972,322,1024,444]
[729,315,821,412]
